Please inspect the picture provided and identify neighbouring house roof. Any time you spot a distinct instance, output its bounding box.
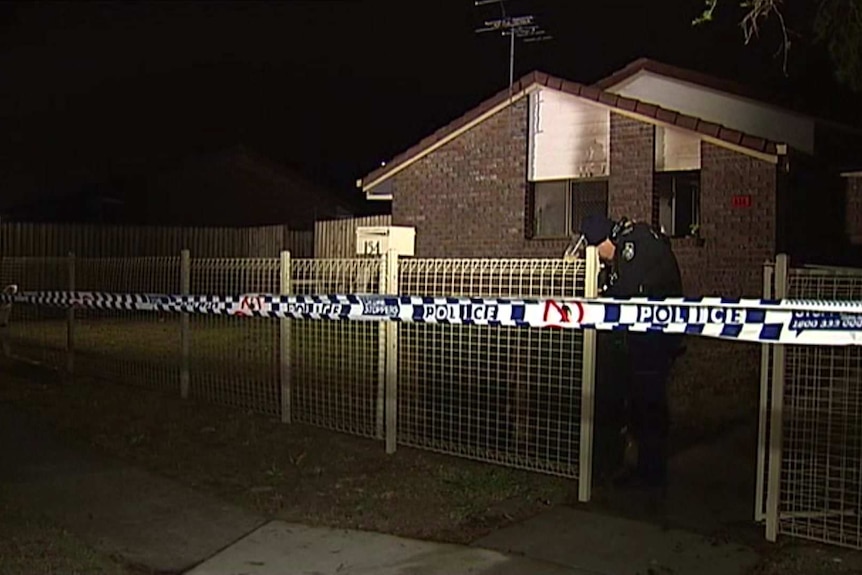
[594,57,786,109]
[596,58,862,136]
[128,145,363,228]
[358,69,785,194]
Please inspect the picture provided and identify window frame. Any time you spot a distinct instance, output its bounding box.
[529,177,609,240]
[653,169,701,238]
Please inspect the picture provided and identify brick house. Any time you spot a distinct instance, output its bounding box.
[355,59,862,447]
[357,58,862,299]
[845,172,862,244]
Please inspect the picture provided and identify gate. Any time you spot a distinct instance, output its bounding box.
[760,254,862,549]
[395,256,598,500]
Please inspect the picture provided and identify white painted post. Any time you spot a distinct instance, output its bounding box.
[578,245,599,503]
[375,252,387,440]
[180,249,191,399]
[280,251,292,424]
[766,253,789,542]
[755,262,775,522]
[385,249,399,455]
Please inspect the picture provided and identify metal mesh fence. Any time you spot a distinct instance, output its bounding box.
[289,258,384,438]
[396,259,587,477]
[0,252,595,476]
[776,266,862,549]
[74,257,182,393]
[188,258,281,416]
[0,257,69,370]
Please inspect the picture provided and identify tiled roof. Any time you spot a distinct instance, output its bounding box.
[360,70,783,190]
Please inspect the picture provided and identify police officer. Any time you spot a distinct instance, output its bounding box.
[579,214,684,490]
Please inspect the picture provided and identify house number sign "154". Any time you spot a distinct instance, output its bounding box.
[362,240,383,256]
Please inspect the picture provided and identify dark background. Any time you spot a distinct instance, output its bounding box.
[0,0,857,213]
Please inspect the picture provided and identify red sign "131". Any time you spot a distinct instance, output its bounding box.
[732,195,752,208]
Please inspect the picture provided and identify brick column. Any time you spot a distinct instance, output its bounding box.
[609,113,654,223]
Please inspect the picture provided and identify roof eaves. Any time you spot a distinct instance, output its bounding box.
[361,69,786,192]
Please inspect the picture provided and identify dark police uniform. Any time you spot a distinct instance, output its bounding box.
[603,219,683,299]
[596,218,684,488]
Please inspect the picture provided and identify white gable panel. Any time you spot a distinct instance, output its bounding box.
[529,88,610,181]
[656,126,701,171]
[607,72,815,154]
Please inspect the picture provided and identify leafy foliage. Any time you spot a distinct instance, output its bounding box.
[694,0,862,91]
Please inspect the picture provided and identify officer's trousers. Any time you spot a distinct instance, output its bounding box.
[593,332,629,482]
[625,332,676,487]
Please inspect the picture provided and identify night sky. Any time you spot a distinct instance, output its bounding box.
[0,0,857,211]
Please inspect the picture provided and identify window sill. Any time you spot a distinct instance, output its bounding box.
[671,235,706,248]
[529,236,570,242]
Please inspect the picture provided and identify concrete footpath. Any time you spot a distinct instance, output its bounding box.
[0,401,760,575]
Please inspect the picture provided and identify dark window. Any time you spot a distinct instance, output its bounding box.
[654,170,700,237]
[533,180,568,238]
[530,178,609,239]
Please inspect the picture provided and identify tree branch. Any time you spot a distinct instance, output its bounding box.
[739,0,792,75]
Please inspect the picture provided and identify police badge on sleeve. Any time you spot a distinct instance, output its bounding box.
[622,242,635,261]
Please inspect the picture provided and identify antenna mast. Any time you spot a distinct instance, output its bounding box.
[474,0,552,97]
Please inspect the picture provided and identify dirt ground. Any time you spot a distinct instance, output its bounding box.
[0,360,574,541]
[0,499,138,575]
[2,359,862,575]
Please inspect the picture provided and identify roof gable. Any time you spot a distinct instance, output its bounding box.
[594,58,779,107]
[594,59,821,154]
[359,70,783,194]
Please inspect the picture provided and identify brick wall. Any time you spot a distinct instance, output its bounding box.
[846,176,862,244]
[683,143,777,297]
[608,113,654,222]
[391,99,568,259]
[603,117,776,297]
[392,102,777,297]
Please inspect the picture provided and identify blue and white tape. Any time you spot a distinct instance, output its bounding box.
[2,290,862,346]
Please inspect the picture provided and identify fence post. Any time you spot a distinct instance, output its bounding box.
[376,253,386,440]
[578,246,599,503]
[280,251,292,424]
[66,251,75,380]
[755,261,775,523]
[766,253,789,542]
[180,249,191,399]
[384,249,399,455]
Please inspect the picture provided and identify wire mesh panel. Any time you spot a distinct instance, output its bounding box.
[74,257,182,393]
[777,266,862,549]
[189,258,281,416]
[397,259,586,477]
[290,258,383,438]
[0,257,69,370]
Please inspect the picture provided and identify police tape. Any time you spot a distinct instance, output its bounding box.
[3,290,862,346]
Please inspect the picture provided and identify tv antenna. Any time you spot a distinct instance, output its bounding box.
[474,0,552,96]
